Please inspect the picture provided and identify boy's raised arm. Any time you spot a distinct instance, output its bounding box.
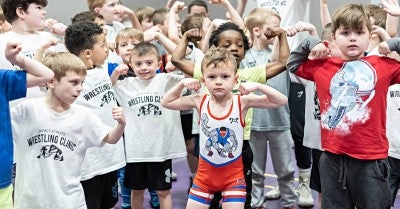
[264,27,289,79]
[161,78,200,110]
[5,41,54,87]
[239,82,288,109]
[171,29,198,76]
[286,36,325,74]
[102,107,126,144]
[110,64,129,84]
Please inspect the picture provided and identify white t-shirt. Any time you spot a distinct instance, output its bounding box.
[11,98,110,209]
[256,0,311,48]
[114,73,187,162]
[75,65,125,181]
[0,30,66,105]
[387,84,400,159]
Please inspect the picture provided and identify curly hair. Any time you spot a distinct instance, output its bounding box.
[208,22,250,53]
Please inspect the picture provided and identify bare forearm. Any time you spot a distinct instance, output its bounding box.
[22,56,54,87]
[171,35,195,76]
[103,124,125,144]
[161,81,186,108]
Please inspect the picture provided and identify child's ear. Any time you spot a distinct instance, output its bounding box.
[158,60,162,68]
[93,7,101,14]
[252,27,261,37]
[46,78,56,89]
[16,7,26,18]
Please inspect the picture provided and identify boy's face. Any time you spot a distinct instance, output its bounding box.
[91,33,109,66]
[189,5,208,17]
[49,71,85,106]
[333,24,371,61]
[202,62,238,97]
[23,3,47,31]
[217,30,245,65]
[116,37,141,64]
[141,17,153,31]
[130,53,161,80]
[96,0,122,24]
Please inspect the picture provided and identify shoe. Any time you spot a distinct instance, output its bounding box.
[264,185,281,200]
[149,191,160,209]
[297,177,314,208]
[171,171,178,181]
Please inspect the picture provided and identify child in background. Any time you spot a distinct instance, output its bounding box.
[161,47,288,209]
[113,26,143,209]
[111,42,187,209]
[134,6,156,32]
[240,8,297,209]
[11,52,125,209]
[0,40,54,209]
[287,3,400,208]
[64,21,126,209]
[0,0,66,100]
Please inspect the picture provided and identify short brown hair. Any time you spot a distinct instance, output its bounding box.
[131,42,160,61]
[331,4,372,34]
[201,47,237,74]
[134,6,155,24]
[364,4,386,29]
[42,52,86,81]
[116,27,144,46]
[86,0,106,12]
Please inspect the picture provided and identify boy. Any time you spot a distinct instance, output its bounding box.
[171,22,289,209]
[111,42,187,209]
[64,21,126,209]
[240,8,297,209]
[0,40,54,209]
[0,0,65,100]
[161,47,288,209]
[287,4,400,208]
[11,52,125,209]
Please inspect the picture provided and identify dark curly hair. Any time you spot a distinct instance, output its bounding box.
[208,22,250,53]
[64,21,103,56]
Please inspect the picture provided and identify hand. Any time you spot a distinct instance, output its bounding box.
[171,1,186,13]
[381,0,400,16]
[264,27,286,39]
[212,19,228,29]
[182,78,201,91]
[283,26,298,37]
[114,4,134,16]
[295,21,316,33]
[108,41,116,52]
[371,25,391,41]
[310,42,329,59]
[112,106,126,126]
[143,31,159,42]
[183,28,202,42]
[40,37,59,51]
[238,82,259,95]
[5,41,24,66]
[45,18,67,35]
[144,25,161,33]
[378,41,391,55]
[165,61,176,73]
[114,63,129,75]
[320,0,328,4]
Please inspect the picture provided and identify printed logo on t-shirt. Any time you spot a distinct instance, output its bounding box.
[127,93,163,116]
[322,60,376,133]
[82,83,115,107]
[27,129,77,161]
[257,0,287,13]
[200,114,240,166]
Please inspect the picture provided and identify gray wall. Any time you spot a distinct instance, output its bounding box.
[46,0,376,33]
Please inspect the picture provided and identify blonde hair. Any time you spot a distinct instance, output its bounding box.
[115,27,144,46]
[331,4,372,34]
[86,0,106,12]
[42,52,87,81]
[201,47,237,74]
[245,8,281,39]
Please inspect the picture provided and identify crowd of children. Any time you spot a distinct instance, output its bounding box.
[1,0,400,209]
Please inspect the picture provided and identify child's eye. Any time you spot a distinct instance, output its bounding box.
[146,61,153,65]
[223,75,230,79]
[207,75,215,79]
